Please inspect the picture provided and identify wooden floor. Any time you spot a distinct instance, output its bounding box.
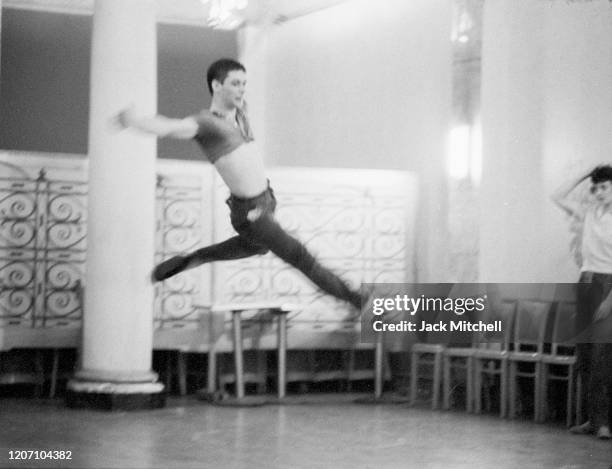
[0,395,610,469]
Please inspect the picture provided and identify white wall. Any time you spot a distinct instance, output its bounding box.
[261,0,451,172]
[241,0,453,281]
[480,0,612,282]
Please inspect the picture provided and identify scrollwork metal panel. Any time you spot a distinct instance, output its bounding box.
[1,152,416,343]
[153,163,214,329]
[0,154,215,332]
[0,156,87,327]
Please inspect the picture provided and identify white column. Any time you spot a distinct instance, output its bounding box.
[68,0,163,403]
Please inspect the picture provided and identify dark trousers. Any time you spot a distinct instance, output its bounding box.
[185,186,361,309]
[576,272,612,428]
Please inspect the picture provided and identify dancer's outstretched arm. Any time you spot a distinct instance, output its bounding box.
[551,167,594,218]
[114,107,197,139]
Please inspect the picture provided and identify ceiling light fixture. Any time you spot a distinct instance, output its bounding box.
[202,0,249,30]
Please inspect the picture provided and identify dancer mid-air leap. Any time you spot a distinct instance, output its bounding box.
[115,58,362,311]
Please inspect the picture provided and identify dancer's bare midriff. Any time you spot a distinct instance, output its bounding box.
[213,142,268,198]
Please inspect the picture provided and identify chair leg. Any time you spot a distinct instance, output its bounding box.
[500,360,508,418]
[207,348,217,394]
[177,351,187,396]
[466,357,474,413]
[410,352,418,405]
[34,350,44,398]
[443,356,451,410]
[49,349,60,399]
[474,360,482,414]
[383,351,392,382]
[538,363,548,423]
[483,362,493,412]
[566,365,575,428]
[509,361,516,419]
[432,353,441,410]
[256,351,267,394]
[534,362,542,422]
[165,352,173,391]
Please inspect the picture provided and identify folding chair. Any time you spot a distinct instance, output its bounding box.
[410,309,447,410]
[508,300,553,421]
[442,306,482,412]
[473,300,516,417]
[538,301,578,426]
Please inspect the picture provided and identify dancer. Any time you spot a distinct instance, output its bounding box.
[552,164,612,440]
[115,58,362,310]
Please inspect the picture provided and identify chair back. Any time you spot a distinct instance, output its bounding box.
[475,299,516,351]
[550,301,577,356]
[513,300,553,353]
[416,300,483,346]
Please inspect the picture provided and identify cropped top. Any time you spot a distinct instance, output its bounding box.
[192,108,254,164]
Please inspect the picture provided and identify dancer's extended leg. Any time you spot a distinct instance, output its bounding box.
[155,186,362,311]
[152,236,268,281]
[240,216,361,309]
[224,187,361,309]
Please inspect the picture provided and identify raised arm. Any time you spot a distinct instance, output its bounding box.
[114,107,198,140]
[551,168,593,218]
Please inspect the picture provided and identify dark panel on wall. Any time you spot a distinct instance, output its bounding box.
[157,23,238,161]
[0,9,91,154]
[0,9,238,160]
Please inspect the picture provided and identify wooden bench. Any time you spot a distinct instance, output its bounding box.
[209,302,303,401]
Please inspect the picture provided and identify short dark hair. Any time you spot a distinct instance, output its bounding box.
[590,165,612,184]
[206,58,246,95]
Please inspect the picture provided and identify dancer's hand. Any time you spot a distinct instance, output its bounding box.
[111,106,136,131]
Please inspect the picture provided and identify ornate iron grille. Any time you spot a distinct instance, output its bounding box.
[1,154,415,335]
[0,155,214,331]
[153,170,212,329]
[0,165,86,327]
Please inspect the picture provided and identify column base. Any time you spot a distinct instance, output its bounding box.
[65,380,166,411]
